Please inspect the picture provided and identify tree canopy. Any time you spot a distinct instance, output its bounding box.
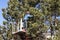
[2,0,60,40]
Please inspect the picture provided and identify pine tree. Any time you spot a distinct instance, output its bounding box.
[42,0,60,40]
[2,0,60,40]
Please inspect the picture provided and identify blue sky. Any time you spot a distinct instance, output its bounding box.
[0,0,9,25]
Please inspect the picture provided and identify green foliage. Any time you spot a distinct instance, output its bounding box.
[2,0,60,40]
